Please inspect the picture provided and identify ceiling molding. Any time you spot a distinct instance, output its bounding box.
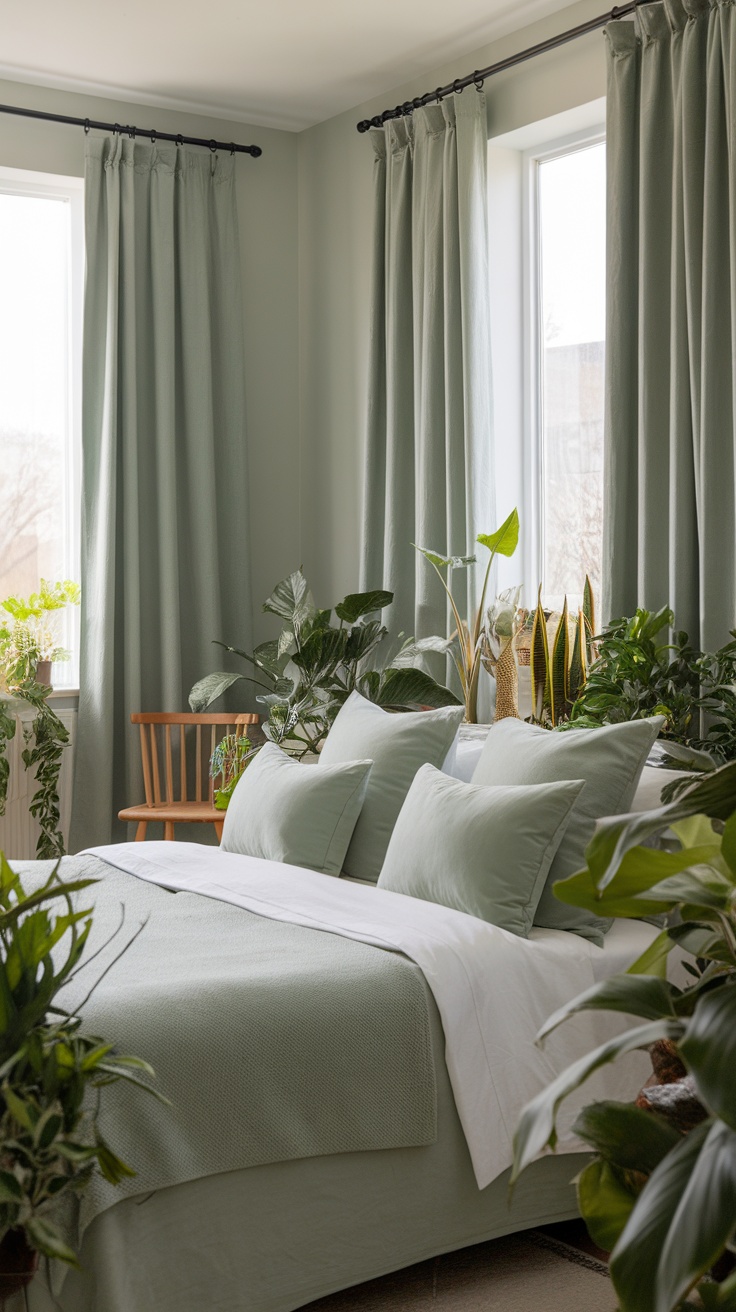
[0,63,303,134]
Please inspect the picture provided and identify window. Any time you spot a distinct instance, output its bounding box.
[535,140,606,612]
[0,167,83,688]
[487,108,606,612]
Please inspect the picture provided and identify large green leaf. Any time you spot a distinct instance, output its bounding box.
[585,761,736,894]
[390,636,455,669]
[680,987,736,1129]
[344,620,387,665]
[573,1101,681,1174]
[188,671,244,712]
[291,628,348,686]
[476,507,520,558]
[553,843,722,919]
[262,570,313,628]
[610,1119,736,1312]
[512,1018,684,1179]
[576,1157,637,1251]
[376,667,461,709]
[334,591,393,624]
[721,810,736,876]
[537,973,679,1043]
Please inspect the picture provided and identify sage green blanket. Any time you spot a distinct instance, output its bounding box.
[13,857,437,1240]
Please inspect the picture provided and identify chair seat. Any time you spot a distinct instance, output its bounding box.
[118,802,222,824]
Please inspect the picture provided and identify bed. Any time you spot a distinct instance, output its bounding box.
[7,837,659,1312]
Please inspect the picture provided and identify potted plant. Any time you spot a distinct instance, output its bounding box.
[413,507,520,723]
[0,851,164,1293]
[0,582,81,858]
[512,761,736,1311]
[0,581,80,690]
[190,571,460,759]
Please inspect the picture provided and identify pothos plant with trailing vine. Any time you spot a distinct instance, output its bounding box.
[0,583,80,859]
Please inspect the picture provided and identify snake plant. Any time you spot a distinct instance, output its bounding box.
[530,577,596,727]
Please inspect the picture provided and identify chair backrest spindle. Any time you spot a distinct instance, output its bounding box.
[128,713,259,813]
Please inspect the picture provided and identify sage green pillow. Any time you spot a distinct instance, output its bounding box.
[471,717,663,944]
[319,692,464,882]
[221,743,372,876]
[377,765,584,937]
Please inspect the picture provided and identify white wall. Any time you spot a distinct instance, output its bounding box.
[296,0,610,608]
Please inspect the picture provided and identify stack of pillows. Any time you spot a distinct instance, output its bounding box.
[221,692,667,945]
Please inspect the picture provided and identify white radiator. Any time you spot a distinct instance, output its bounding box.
[0,705,77,861]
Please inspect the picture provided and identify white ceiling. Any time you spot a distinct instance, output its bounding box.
[3,0,578,133]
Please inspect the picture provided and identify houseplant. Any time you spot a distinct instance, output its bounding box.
[512,761,736,1312]
[528,578,596,727]
[567,607,736,763]
[210,732,255,809]
[413,507,520,723]
[190,571,460,758]
[0,581,80,689]
[0,582,81,859]
[0,851,164,1290]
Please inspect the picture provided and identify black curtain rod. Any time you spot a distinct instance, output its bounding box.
[0,101,262,157]
[356,0,648,132]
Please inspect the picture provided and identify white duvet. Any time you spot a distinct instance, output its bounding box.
[86,842,657,1190]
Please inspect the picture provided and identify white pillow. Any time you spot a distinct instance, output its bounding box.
[630,765,694,812]
[319,692,464,882]
[221,742,372,876]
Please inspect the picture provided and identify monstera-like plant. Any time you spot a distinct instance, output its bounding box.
[190,572,460,757]
[512,762,736,1312]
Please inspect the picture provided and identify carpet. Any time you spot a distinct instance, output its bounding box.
[301,1229,614,1311]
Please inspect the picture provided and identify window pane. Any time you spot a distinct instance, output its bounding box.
[0,188,79,686]
[539,142,605,613]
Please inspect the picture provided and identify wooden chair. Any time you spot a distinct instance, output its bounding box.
[119,712,259,842]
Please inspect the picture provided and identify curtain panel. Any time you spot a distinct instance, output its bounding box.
[71,136,252,849]
[361,92,494,644]
[604,0,736,649]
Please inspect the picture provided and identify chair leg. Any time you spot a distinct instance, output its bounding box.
[164,822,175,842]
[214,819,224,842]
[135,822,148,842]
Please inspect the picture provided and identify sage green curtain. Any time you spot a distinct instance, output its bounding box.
[604,0,736,649]
[361,93,494,642]
[71,136,252,849]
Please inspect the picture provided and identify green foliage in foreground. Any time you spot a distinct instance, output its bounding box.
[190,570,460,757]
[512,762,736,1312]
[0,853,165,1267]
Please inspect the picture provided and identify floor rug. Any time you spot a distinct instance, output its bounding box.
[301,1229,614,1311]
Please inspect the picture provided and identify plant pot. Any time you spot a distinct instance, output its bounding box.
[35,660,52,688]
[0,1227,38,1300]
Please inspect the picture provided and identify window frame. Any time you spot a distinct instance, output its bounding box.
[0,165,84,690]
[522,124,606,602]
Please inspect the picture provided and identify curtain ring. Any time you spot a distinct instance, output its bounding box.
[209,139,217,153]
[128,125,136,139]
[83,118,90,134]
[230,142,236,155]
[113,122,121,135]
[435,87,444,103]
[176,134,184,147]
[453,78,464,95]
[473,71,484,92]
